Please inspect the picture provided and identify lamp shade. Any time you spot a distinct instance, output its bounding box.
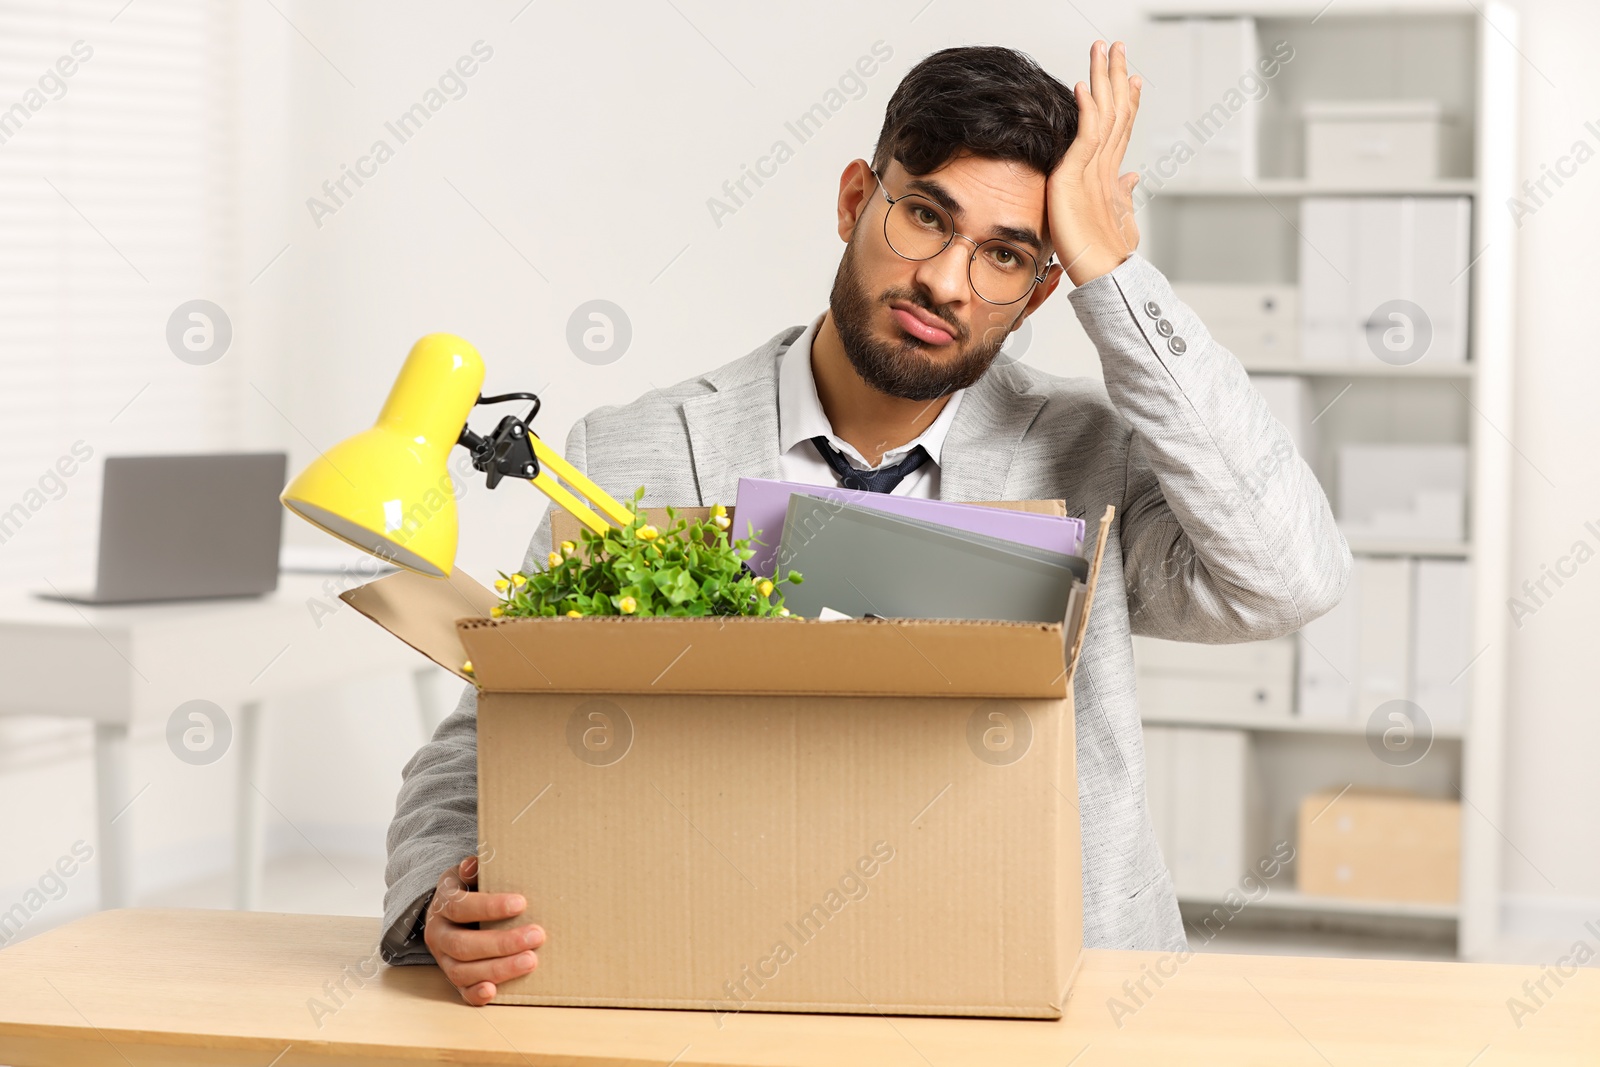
[280,333,485,578]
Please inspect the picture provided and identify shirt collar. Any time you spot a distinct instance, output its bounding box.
[777,310,966,470]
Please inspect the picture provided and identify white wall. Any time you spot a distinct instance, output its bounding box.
[1497,0,1600,941]
[4,0,1596,953]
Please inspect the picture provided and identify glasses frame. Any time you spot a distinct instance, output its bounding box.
[869,168,1055,306]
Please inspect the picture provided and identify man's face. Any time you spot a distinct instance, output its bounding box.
[829,153,1056,402]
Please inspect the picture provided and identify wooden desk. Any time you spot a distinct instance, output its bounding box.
[0,909,1592,1065]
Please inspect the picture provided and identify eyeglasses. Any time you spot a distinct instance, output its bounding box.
[870,169,1053,306]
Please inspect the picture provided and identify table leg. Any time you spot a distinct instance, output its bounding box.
[92,722,132,910]
[233,700,264,911]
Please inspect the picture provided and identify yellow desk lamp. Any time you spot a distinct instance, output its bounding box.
[279,333,633,578]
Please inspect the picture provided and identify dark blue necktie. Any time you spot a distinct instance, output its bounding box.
[809,435,929,494]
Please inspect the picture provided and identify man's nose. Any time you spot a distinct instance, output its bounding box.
[913,238,972,309]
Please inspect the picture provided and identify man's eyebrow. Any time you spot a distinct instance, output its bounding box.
[903,177,1045,253]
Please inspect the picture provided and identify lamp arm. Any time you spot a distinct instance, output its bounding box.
[456,391,633,536]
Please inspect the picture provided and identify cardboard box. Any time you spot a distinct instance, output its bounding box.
[343,502,1113,1018]
[1297,788,1460,903]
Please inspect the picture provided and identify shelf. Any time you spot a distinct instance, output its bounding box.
[1240,359,1475,379]
[1142,711,1466,740]
[1150,178,1478,199]
[1181,888,1459,922]
[1344,537,1471,558]
[1148,0,1485,19]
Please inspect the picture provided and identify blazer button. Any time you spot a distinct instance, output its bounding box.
[1169,335,1188,355]
[1144,300,1162,318]
[1156,318,1174,337]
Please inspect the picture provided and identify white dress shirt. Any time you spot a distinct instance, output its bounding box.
[777,311,965,499]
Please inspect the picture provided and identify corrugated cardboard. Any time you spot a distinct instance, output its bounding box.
[343,502,1114,1019]
[1297,787,1460,904]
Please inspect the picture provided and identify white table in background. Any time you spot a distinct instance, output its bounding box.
[0,573,441,911]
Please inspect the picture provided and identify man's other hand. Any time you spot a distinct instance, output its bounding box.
[423,854,545,1006]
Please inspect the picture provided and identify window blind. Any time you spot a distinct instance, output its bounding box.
[0,0,240,586]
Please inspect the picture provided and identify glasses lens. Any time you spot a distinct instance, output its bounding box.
[884,195,1038,305]
[885,196,952,261]
[971,240,1038,305]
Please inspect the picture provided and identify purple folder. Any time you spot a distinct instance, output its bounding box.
[733,476,1086,578]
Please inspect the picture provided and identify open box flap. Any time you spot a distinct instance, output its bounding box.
[1064,504,1115,686]
[338,566,498,681]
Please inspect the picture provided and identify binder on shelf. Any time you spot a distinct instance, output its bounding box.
[1412,558,1472,730]
[1296,574,1359,721]
[1142,725,1258,900]
[1355,557,1415,722]
[1300,197,1471,365]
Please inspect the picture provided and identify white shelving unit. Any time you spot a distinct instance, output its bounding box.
[1131,1,1519,959]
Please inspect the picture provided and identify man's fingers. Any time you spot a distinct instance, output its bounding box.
[436,946,540,993]
[1089,40,1113,131]
[1106,45,1137,163]
[1114,74,1142,163]
[429,918,546,963]
[439,889,528,925]
[458,981,496,1007]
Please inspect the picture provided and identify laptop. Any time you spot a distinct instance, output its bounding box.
[38,452,288,605]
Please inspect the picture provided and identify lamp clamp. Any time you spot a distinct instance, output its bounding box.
[458,391,543,490]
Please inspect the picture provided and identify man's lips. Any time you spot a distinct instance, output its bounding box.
[889,302,955,345]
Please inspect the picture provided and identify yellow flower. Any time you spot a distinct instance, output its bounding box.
[619,595,637,614]
[711,503,727,517]
[511,572,527,587]
[638,524,659,541]
[756,578,774,597]
[461,660,474,675]
[490,606,504,618]
[493,578,509,592]
[713,514,731,531]
[566,609,582,617]
[777,607,790,617]
[559,540,576,556]
[547,551,563,567]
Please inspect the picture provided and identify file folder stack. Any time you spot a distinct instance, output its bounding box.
[733,478,1088,625]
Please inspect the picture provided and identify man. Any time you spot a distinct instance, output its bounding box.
[380,41,1350,1005]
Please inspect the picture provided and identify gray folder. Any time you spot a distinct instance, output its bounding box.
[777,495,1082,623]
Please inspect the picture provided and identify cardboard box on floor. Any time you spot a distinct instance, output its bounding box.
[1297,787,1461,904]
[342,499,1113,1019]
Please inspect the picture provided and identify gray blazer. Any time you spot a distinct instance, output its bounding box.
[378,251,1351,963]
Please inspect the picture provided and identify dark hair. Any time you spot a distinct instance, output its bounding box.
[871,45,1079,178]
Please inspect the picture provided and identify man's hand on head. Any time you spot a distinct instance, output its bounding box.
[1047,39,1143,287]
[423,854,545,1006]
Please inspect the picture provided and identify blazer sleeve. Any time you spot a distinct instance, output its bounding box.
[378,416,590,965]
[1065,252,1351,643]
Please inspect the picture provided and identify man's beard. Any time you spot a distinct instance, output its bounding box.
[828,237,1015,402]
